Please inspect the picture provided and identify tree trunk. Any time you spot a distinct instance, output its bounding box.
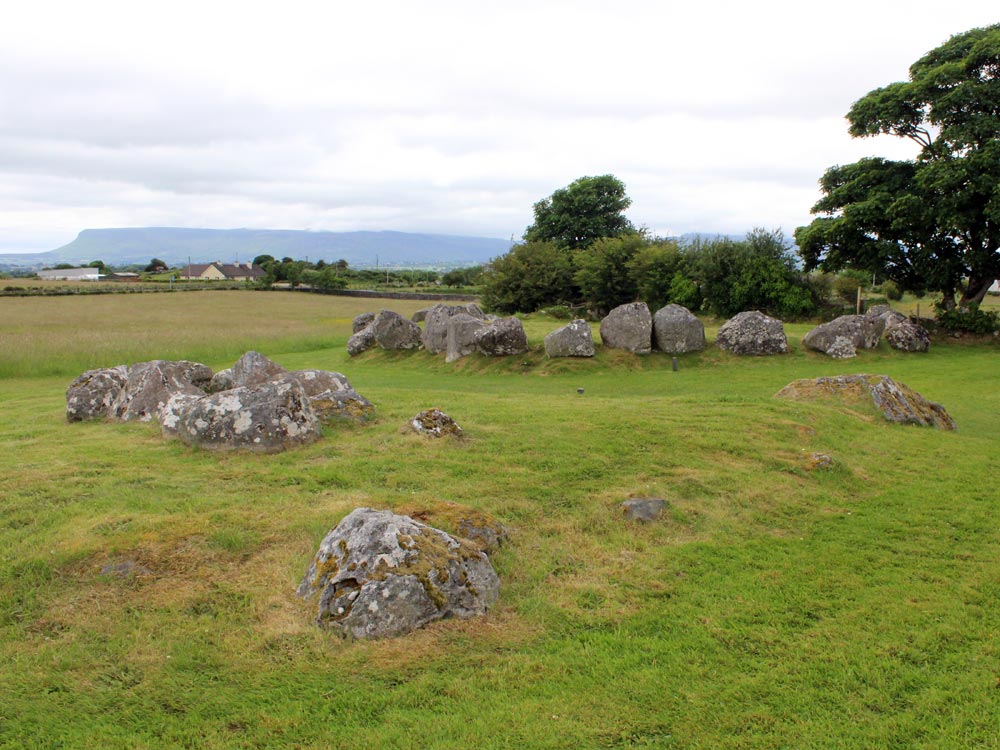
[959,276,993,309]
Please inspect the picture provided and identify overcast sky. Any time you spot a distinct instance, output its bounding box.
[1,1,996,253]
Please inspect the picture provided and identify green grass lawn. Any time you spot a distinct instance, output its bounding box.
[1,292,998,749]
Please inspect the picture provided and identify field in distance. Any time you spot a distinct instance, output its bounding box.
[1,291,998,749]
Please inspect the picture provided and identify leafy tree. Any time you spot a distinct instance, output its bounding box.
[523,175,635,250]
[627,240,699,311]
[574,234,645,314]
[480,242,575,314]
[694,229,815,319]
[252,254,276,267]
[144,258,167,272]
[796,24,1000,310]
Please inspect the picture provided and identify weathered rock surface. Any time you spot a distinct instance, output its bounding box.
[885,318,931,353]
[445,313,488,363]
[66,365,129,422]
[297,508,499,639]
[410,408,463,437]
[621,498,666,522]
[652,304,705,354]
[352,312,376,334]
[207,368,235,393]
[803,314,882,357]
[600,302,652,354]
[775,374,956,430]
[370,309,422,351]
[544,319,595,358]
[290,369,374,423]
[173,375,322,452]
[112,360,213,422]
[398,501,509,555]
[411,307,434,323]
[716,311,789,356]
[474,317,529,357]
[231,350,288,387]
[347,325,376,356]
[422,303,486,354]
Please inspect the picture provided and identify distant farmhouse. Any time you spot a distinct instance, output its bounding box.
[37,267,102,281]
[180,262,266,281]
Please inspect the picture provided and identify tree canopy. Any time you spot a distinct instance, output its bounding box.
[523,175,635,250]
[795,24,1000,309]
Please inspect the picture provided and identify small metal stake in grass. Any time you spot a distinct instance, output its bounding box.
[671,357,678,372]
[577,388,584,395]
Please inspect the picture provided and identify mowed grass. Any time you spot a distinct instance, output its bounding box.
[1,292,999,749]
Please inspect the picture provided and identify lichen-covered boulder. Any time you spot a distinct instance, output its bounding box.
[544,319,595,358]
[826,336,858,359]
[111,360,213,422]
[652,304,705,354]
[775,374,956,430]
[173,375,321,452]
[600,302,652,354]
[289,369,374,424]
[297,508,499,639]
[716,311,789,355]
[411,306,434,323]
[347,324,376,356]
[158,392,206,437]
[422,303,486,354]
[207,368,235,393]
[370,309,422,351]
[474,317,529,357]
[66,365,130,422]
[230,351,288,388]
[445,313,488,363]
[885,318,931,353]
[410,408,463,437]
[803,314,882,356]
[352,312,376,334]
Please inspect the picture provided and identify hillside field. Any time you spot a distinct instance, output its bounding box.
[1,291,998,749]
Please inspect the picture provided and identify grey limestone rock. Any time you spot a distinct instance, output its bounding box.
[544,319,595,358]
[716,311,789,356]
[803,314,882,357]
[207,368,235,393]
[111,360,213,423]
[290,369,374,424]
[173,375,321,452]
[410,408,463,437]
[230,350,288,388]
[445,313,488,363]
[422,303,486,354]
[352,312,376,334]
[826,336,858,359]
[474,317,529,357]
[776,374,956,430]
[370,309,422,351]
[621,498,666,522]
[66,365,130,422]
[600,302,652,354]
[652,304,705,354]
[347,325,376,356]
[298,507,499,639]
[885,318,931,353]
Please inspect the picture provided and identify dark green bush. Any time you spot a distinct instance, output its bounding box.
[880,280,903,301]
[934,303,1000,334]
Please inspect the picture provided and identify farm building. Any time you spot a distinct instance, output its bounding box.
[37,267,102,281]
[179,262,266,281]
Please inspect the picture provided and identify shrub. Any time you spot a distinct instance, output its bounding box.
[479,241,576,314]
[574,234,645,315]
[538,305,575,320]
[881,279,903,301]
[935,303,1000,334]
[833,274,863,305]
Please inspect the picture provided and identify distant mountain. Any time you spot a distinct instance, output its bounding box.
[1,228,513,269]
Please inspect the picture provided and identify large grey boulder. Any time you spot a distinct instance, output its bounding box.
[207,368,235,393]
[884,318,931,353]
[172,375,321,452]
[474,317,529,357]
[803,314,882,357]
[652,304,705,354]
[600,302,652,354]
[776,374,956,430]
[111,360,213,422]
[422,303,486,354]
[230,350,287,387]
[370,309,422,350]
[544,319,595,358]
[297,508,499,639]
[347,325,376,356]
[716,311,789,356]
[445,313,488,363]
[66,365,130,422]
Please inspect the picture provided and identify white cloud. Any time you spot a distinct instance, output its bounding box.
[0,0,996,251]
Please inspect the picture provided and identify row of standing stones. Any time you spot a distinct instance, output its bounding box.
[65,304,946,640]
[347,301,932,361]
